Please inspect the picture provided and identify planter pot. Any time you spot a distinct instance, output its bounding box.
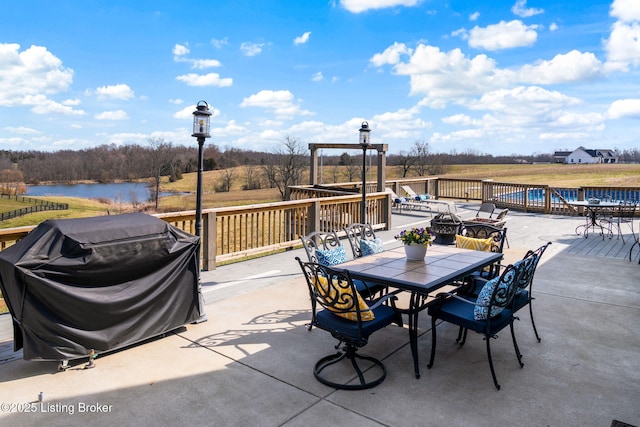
[404,244,427,260]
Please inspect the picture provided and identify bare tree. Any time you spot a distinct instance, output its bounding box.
[393,150,416,178]
[261,137,308,200]
[147,137,174,210]
[243,164,261,190]
[410,141,431,176]
[330,164,341,183]
[339,152,359,182]
[215,168,234,192]
[0,168,25,195]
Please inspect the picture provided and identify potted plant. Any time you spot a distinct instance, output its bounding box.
[394,227,434,260]
[429,213,461,245]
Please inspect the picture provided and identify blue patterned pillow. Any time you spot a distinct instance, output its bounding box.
[394,197,408,203]
[415,194,430,201]
[360,237,384,256]
[474,276,508,320]
[315,245,347,266]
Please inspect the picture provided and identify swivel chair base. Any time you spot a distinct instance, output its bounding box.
[314,345,386,390]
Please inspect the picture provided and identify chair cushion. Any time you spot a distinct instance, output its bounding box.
[456,235,493,252]
[360,237,384,256]
[315,245,347,266]
[474,276,509,320]
[316,304,397,340]
[313,276,374,321]
[429,297,513,334]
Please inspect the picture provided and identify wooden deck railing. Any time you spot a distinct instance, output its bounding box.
[0,192,392,270]
[2,178,638,269]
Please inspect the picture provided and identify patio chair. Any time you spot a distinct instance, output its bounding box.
[512,242,552,342]
[401,185,429,201]
[453,242,551,344]
[300,231,379,298]
[343,223,386,297]
[343,223,383,258]
[401,185,456,213]
[296,258,402,390]
[476,202,496,219]
[601,201,636,244]
[427,261,526,390]
[630,222,640,264]
[385,188,412,213]
[455,223,508,286]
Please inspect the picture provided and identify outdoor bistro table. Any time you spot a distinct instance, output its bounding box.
[568,200,620,238]
[338,245,503,379]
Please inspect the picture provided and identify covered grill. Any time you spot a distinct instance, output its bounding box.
[0,213,205,362]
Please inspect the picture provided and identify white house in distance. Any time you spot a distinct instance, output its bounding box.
[553,146,619,164]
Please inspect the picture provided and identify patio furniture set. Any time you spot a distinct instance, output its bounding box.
[569,199,638,262]
[296,219,550,390]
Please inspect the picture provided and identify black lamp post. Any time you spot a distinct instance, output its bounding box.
[359,121,371,224]
[192,101,212,238]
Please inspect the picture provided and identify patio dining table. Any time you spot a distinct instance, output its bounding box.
[338,245,502,378]
[568,200,620,238]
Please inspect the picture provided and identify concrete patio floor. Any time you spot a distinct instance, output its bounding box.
[1,204,639,426]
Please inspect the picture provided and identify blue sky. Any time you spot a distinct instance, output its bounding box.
[1,0,639,156]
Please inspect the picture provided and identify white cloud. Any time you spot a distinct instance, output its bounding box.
[442,114,483,127]
[389,45,503,103]
[0,43,75,107]
[312,72,324,82]
[470,86,581,113]
[95,110,129,120]
[176,73,233,87]
[3,126,42,134]
[518,50,603,84]
[240,89,313,119]
[169,99,184,105]
[549,22,558,31]
[607,98,640,119]
[370,42,413,67]
[604,21,640,71]
[24,95,86,115]
[241,42,265,56]
[63,98,81,106]
[610,0,640,23]
[210,38,228,49]
[95,84,135,100]
[173,44,190,56]
[469,12,480,21]
[466,20,538,51]
[340,0,422,13]
[190,59,222,69]
[294,32,311,45]
[511,0,544,18]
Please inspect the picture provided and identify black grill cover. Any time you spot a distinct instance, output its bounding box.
[0,213,204,361]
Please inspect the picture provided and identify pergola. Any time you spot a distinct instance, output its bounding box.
[308,143,388,192]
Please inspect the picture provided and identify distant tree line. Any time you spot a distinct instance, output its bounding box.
[1,140,638,202]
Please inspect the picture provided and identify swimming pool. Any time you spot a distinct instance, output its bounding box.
[495,188,640,204]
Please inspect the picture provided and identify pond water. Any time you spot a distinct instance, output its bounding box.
[25,182,183,203]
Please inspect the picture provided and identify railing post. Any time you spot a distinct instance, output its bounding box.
[202,211,216,271]
[544,185,551,214]
[309,199,321,233]
[481,179,494,202]
[384,193,392,230]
